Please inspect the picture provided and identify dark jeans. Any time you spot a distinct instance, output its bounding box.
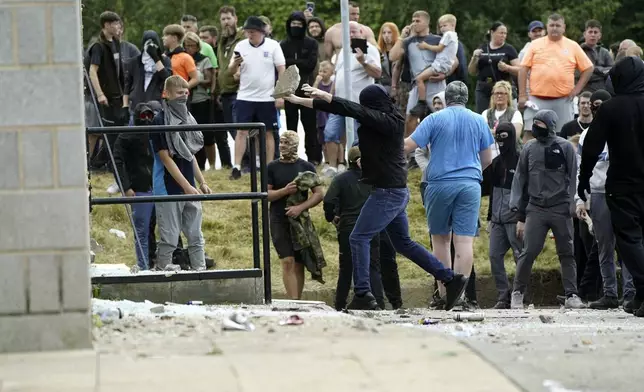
[285,100,321,163]
[220,93,238,140]
[336,227,385,310]
[350,188,453,295]
[192,99,232,169]
[575,217,602,300]
[132,191,154,270]
[606,193,644,300]
[380,231,403,308]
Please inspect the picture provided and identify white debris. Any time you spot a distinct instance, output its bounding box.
[108,228,126,239]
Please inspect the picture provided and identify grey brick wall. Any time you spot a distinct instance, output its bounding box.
[0,0,91,353]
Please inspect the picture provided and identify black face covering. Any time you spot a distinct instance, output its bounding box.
[532,123,549,140]
[290,26,306,38]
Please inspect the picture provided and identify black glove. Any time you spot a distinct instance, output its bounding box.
[578,177,590,202]
[146,43,161,63]
[119,107,130,124]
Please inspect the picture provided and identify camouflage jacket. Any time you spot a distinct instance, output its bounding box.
[287,171,326,283]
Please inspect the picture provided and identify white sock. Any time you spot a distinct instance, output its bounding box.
[233,164,241,170]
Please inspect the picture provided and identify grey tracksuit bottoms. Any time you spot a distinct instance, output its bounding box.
[489,222,523,303]
[513,208,578,296]
[156,201,205,270]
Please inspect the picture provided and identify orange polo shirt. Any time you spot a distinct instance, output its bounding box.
[170,52,196,82]
[521,36,593,98]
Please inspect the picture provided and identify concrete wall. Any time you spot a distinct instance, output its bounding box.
[0,0,91,352]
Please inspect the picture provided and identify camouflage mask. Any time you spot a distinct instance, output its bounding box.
[279,130,300,162]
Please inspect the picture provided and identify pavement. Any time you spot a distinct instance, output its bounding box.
[2,300,643,392]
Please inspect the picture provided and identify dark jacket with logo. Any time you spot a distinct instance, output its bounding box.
[280,11,319,91]
[487,124,522,224]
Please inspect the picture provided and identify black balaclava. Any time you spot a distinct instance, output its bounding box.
[590,89,612,117]
[133,101,160,126]
[532,109,558,142]
[494,122,519,185]
[286,11,307,40]
[359,84,403,120]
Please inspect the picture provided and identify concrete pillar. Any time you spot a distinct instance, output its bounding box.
[0,0,91,352]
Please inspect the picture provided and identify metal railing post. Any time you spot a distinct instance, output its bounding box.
[258,125,272,304]
[249,134,261,270]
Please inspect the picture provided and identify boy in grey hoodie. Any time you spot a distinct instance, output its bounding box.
[509,109,585,309]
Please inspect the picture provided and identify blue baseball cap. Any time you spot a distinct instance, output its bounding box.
[528,21,545,32]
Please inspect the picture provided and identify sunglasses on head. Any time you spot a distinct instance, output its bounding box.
[138,111,154,121]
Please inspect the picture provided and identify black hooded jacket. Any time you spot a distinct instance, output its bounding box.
[280,12,319,89]
[124,31,172,109]
[313,85,407,188]
[487,122,522,223]
[580,57,644,194]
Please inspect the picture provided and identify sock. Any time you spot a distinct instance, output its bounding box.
[233,164,241,170]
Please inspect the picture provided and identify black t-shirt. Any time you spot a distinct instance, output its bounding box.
[560,118,592,138]
[267,159,316,221]
[476,43,518,83]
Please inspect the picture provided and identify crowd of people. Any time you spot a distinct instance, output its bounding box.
[84,3,644,316]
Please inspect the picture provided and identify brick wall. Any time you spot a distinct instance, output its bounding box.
[0,0,91,353]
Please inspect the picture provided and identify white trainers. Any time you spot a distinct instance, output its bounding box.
[337,163,347,173]
[564,294,586,309]
[163,264,181,272]
[511,291,524,309]
[322,165,338,178]
[106,182,120,195]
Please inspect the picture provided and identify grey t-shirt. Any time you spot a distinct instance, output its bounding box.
[192,57,214,104]
[403,35,446,93]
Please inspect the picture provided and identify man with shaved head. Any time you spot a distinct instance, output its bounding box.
[324,1,377,60]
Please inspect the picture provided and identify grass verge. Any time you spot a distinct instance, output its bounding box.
[89,168,560,292]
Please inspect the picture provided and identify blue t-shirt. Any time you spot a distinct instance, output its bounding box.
[150,111,196,195]
[411,105,494,183]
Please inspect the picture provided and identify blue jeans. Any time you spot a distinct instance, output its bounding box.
[349,188,453,295]
[132,191,154,269]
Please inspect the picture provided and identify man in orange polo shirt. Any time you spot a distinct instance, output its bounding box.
[162,24,198,89]
[518,14,594,135]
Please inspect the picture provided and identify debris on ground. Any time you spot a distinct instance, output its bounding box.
[453,312,485,322]
[279,315,304,326]
[539,315,555,324]
[222,312,255,332]
[419,318,440,325]
[108,228,126,239]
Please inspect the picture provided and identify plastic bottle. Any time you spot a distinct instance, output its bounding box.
[99,308,123,323]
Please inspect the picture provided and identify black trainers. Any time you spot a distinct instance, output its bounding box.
[229,167,241,180]
[444,274,468,311]
[410,100,429,118]
[493,301,510,309]
[624,298,643,314]
[429,297,446,309]
[635,302,644,317]
[589,296,619,310]
[347,292,381,310]
[465,299,480,310]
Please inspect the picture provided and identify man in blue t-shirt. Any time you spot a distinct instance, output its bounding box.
[150,76,212,271]
[404,81,494,299]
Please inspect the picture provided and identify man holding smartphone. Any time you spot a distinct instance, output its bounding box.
[322,21,381,178]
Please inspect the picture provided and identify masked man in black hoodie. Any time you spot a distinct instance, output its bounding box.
[579,57,644,317]
[280,11,321,164]
[124,31,172,123]
[487,122,525,309]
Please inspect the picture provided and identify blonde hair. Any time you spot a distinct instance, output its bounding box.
[438,14,457,26]
[626,45,643,58]
[489,80,514,111]
[319,60,333,70]
[183,31,201,49]
[163,24,185,41]
[164,75,189,91]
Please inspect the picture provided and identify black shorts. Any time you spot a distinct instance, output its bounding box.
[235,100,279,131]
[270,218,297,260]
[203,131,216,146]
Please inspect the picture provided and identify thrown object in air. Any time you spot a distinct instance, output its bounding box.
[272,65,300,98]
[222,311,255,331]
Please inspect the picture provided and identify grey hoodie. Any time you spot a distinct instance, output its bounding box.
[510,110,577,219]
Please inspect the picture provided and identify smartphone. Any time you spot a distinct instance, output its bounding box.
[350,38,368,54]
[306,1,315,12]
